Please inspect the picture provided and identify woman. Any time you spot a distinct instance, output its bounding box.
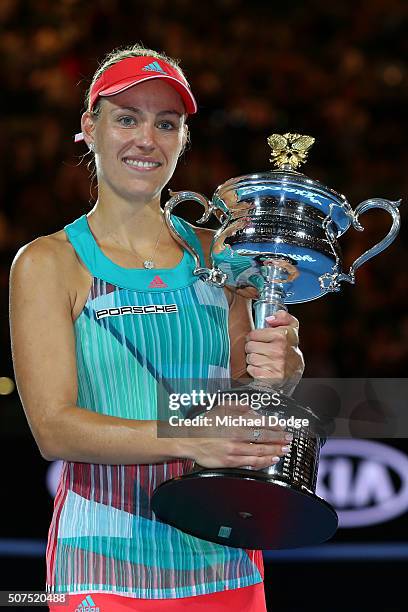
[9,45,304,611]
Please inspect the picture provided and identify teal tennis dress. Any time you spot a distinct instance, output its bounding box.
[46,213,264,597]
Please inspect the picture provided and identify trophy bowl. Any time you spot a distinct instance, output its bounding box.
[151,133,401,549]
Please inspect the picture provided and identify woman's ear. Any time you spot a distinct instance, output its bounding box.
[179,124,190,157]
[182,124,189,146]
[81,111,96,151]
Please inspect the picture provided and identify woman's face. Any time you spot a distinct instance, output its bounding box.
[81,79,188,204]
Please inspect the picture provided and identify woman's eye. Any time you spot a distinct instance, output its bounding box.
[157,120,176,130]
[118,116,136,127]
[116,116,178,130]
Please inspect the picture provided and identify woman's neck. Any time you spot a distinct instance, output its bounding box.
[86,197,169,254]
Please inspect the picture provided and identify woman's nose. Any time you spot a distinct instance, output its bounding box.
[136,122,156,150]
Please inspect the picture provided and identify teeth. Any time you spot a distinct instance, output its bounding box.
[124,158,160,168]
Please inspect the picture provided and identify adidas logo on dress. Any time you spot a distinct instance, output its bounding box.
[148,275,168,288]
[75,594,100,612]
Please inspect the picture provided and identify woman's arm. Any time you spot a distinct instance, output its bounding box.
[9,238,189,464]
[9,237,288,468]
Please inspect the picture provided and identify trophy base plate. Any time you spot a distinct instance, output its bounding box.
[151,469,338,550]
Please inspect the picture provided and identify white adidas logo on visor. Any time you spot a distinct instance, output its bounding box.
[142,61,167,74]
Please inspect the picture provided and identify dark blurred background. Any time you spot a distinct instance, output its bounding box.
[0,0,407,610]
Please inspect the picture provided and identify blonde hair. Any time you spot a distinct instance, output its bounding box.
[85,43,187,116]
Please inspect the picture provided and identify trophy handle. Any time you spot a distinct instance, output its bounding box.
[320,198,401,291]
[164,190,228,285]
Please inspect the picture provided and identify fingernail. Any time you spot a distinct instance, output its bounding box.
[265,315,276,322]
[271,456,281,463]
[285,433,293,442]
[281,445,291,454]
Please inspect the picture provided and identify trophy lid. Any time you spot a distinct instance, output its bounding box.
[213,133,353,235]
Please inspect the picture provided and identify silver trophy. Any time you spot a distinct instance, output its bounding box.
[151,134,401,549]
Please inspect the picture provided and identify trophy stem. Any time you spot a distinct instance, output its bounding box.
[253,257,298,329]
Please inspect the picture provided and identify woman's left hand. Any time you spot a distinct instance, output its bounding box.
[244,310,304,395]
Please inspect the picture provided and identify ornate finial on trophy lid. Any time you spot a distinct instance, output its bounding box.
[267,133,315,171]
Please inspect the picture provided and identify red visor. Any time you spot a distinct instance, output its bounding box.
[75,55,197,143]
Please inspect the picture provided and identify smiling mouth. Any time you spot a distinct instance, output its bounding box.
[123,158,162,169]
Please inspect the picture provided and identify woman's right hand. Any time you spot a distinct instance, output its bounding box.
[181,402,293,470]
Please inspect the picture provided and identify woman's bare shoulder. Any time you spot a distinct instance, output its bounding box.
[10,228,86,311]
[12,228,76,270]
[10,227,88,319]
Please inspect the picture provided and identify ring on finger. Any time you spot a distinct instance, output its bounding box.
[252,428,262,443]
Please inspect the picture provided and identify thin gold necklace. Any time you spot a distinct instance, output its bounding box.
[107,214,165,269]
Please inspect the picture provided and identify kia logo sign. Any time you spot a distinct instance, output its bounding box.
[317,440,408,528]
